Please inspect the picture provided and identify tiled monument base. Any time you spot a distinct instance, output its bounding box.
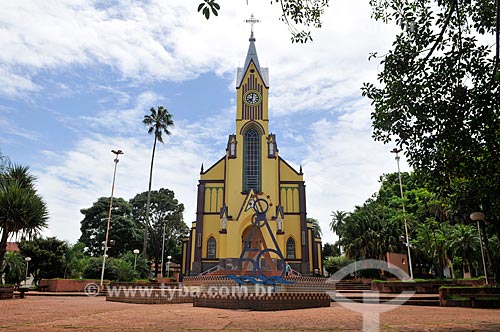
[193,291,331,310]
[106,276,336,310]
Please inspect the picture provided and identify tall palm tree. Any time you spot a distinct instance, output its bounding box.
[142,106,174,256]
[0,165,48,274]
[330,210,348,238]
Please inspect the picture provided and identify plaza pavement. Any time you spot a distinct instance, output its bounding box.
[1,296,499,331]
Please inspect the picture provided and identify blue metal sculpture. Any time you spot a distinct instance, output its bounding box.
[227,195,293,285]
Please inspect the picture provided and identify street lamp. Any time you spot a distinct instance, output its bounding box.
[133,249,140,274]
[160,222,166,277]
[390,147,414,280]
[24,257,31,287]
[100,149,124,288]
[167,255,172,278]
[470,212,488,285]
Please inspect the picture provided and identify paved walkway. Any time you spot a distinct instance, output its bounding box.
[1,296,499,331]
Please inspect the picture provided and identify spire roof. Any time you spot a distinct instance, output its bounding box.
[236,31,269,88]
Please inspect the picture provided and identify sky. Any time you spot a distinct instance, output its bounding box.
[0,0,410,245]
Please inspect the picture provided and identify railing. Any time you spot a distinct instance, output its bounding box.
[198,265,220,276]
[290,269,302,277]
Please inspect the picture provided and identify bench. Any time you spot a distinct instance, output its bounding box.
[14,286,30,299]
[460,293,500,308]
[37,285,49,292]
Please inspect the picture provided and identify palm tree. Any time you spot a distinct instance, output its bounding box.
[0,165,48,275]
[307,218,322,238]
[448,223,479,277]
[3,251,25,284]
[330,210,348,239]
[142,106,174,256]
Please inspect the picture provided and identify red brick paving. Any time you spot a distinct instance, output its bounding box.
[0,296,499,331]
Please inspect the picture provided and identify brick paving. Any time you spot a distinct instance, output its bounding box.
[1,296,499,331]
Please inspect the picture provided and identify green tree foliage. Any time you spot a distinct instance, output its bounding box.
[79,197,142,257]
[323,255,353,276]
[330,210,348,240]
[362,0,500,250]
[307,217,322,238]
[197,0,329,43]
[0,165,48,275]
[323,242,340,257]
[83,255,149,281]
[334,171,498,279]
[120,251,150,279]
[83,257,118,281]
[19,237,68,284]
[447,223,480,277]
[142,106,174,256]
[2,251,25,285]
[63,242,89,279]
[130,188,187,276]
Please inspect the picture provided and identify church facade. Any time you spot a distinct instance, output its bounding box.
[182,32,323,276]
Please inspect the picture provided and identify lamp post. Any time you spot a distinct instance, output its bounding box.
[24,257,31,287]
[470,212,488,285]
[133,249,140,274]
[390,147,414,280]
[160,222,166,277]
[100,149,124,288]
[167,255,172,278]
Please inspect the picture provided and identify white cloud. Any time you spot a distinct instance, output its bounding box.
[0,66,40,97]
[2,1,411,247]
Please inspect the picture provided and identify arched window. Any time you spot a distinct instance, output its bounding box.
[286,237,295,259]
[243,128,261,192]
[207,237,216,259]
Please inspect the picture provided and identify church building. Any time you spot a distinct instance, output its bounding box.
[182,28,323,277]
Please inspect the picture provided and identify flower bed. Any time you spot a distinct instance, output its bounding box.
[38,279,102,292]
[0,285,14,299]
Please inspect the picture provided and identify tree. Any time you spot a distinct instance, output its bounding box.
[197,0,329,43]
[362,0,500,280]
[19,237,68,284]
[130,188,187,276]
[448,223,480,277]
[79,197,142,257]
[63,242,89,279]
[2,251,25,285]
[120,251,150,279]
[323,242,340,257]
[330,210,348,239]
[0,165,48,274]
[323,255,353,276]
[307,217,322,238]
[142,106,174,257]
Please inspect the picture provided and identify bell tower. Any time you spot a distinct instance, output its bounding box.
[236,14,269,136]
[182,18,323,277]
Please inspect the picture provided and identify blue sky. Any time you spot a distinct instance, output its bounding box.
[0,1,410,245]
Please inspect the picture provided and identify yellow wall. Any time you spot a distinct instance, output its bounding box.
[185,50,322,276]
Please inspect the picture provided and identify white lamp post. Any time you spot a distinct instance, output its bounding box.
[160,222,166,277]
[391,148,414,280]
[167,255,172,278]
[24,257,31,287]
[100,149,123,288]
[470,212,488,284]
[133,249,140,274]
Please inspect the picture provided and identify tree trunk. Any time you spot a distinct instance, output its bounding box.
[0,229,10,273]
[143,135,157,257]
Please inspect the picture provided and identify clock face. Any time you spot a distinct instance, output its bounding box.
[244,91,261,106]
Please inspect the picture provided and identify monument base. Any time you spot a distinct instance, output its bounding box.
[193,292,331,311]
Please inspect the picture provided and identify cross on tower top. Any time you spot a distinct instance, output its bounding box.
[244,14,260,39]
